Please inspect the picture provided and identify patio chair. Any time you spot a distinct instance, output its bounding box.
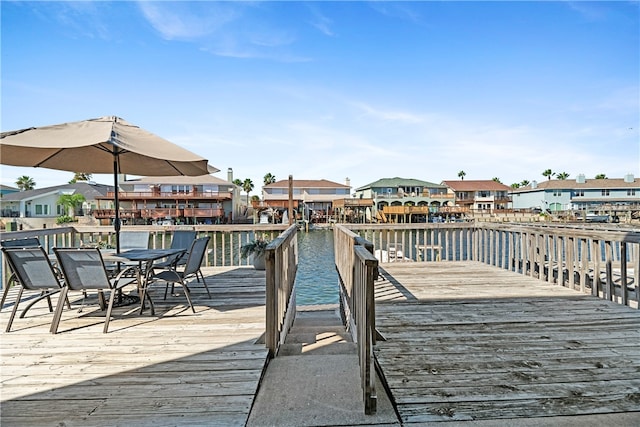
[150,236,211,313]
[51,248,138,334]
[119,231,150,251]
[1,246,69,332]
[152,230,197,272]
[1,238,43,308]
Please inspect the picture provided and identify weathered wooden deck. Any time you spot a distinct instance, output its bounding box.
[0,266,268,427]
[374,261,640,424]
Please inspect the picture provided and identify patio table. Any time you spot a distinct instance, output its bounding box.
[103,248,186,315]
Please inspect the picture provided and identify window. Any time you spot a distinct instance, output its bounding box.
[575,190,584,197]
[553,191,562,197]
[601,189,610,196]
[35,204,49,215]
[628,189,636,196]
[171,185,188,194]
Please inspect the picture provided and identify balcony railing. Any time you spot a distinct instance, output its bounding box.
[375,193,453,199]
[183,208,225,218]
[102,191,232,200]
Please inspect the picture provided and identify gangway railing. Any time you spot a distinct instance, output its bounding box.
[264,225,298,356]
[334,224,378,414]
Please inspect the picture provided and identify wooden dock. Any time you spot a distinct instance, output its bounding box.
[0,266,268,427]
[3,259,640,426]
[374,261,640,424]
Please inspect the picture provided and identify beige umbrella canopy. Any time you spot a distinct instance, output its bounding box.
[0,116,216,250]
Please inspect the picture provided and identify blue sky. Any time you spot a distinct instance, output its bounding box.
[2,1,639,192]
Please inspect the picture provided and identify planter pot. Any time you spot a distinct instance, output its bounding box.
[252,253,266,270]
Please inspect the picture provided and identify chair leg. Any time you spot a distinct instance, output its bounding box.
[5,287,24,332]
[50,287,69,334]
[200,272,211,299]
[103,287,119,334]
[19,290,61,319]
[0,275,16,309]
[181,281,195,313]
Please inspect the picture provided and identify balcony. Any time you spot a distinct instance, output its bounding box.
[140,208,183,219]
[102,191,232,200]
[93,209,141,220]
[183,208,225,218]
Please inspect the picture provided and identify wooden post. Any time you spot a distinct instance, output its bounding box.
[288,175,294,226]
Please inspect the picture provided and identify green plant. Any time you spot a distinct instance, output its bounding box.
[56,215,75,224]
[240,238,270,259]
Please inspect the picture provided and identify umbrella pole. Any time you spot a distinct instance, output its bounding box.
[113,153,121,253]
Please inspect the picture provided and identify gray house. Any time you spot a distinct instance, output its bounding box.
[0,182,112,227]
[510,174,639,215]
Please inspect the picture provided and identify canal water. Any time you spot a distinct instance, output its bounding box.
[294,229,340,306]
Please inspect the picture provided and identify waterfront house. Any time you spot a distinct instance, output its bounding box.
[511,174,640,221]
[0,181,112,229]
[93,173,240,226]
[354,177,452,222]
[441,180,512,213]
[261,178,351,222]
[0,185,19,198]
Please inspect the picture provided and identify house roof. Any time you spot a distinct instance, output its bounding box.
[265,179,350,189]
[441,180,511,192]
[0,185,19,191]
[511,177,640,193]
[356,177,445,191]
[0,182,112,202]
[124,174,230,186]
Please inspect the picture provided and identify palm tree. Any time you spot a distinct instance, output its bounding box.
[57,193,86,219]
[542,169,554,180]
[16,175,35,191]
[232,178,243,187]
[263,173,276,186]
[556,172,570,180]
[457,170,466,180]
[69,172,92,183]
[510,183,521,189]
[242,178,254,206]
[492,177,502,184]
[520,179,530,187]
[595,173,608,179]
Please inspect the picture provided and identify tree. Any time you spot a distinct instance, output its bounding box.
[57,193,86,221]
[232,178,243,187]
[595,173,608,179]
[263,173,276,186]
[457,170,466,180]
[16,175,35,191]
[69,172,93,184]
[542,169,554,180]
[492,177,502,183]
[556,172,570,180]
[242,178,254,206]
[520,180,530,187]
[510,183,521,189]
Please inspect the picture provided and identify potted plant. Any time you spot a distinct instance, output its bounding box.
[240,238,269,270]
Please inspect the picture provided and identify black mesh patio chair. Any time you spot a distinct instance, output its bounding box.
[1,238,44,309]
[150,236,211,313]
[152,230,197,272]
[1,246,69,332]
[119,231,150,251]
[52,248,138,334]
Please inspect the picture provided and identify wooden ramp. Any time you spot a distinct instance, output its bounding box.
[0,267,268,427]
[374,261,640,424]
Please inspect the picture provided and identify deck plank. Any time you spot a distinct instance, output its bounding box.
[374,261,640,424]
[0,266,268,427]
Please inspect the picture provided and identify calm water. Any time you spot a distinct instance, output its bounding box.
[294,229,340,306]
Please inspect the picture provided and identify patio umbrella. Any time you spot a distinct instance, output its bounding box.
[0,116,215,251]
